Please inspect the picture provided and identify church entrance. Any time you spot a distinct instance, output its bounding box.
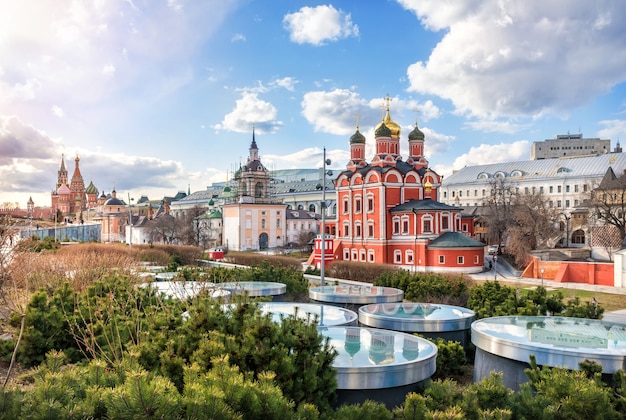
[259,232,268,249]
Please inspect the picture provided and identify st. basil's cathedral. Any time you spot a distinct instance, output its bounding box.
[51,154,99,221]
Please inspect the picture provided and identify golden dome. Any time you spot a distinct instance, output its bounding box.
[375,104,401,139]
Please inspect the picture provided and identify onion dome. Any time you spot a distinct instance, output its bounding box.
[85,180,98,195]
[408,122,425,141]
[375,122,392,138]
[350,128,366,144]
[208,199,215,206]
[375,106,401,138]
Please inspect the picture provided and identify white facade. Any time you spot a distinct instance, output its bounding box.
[440,153,626,215]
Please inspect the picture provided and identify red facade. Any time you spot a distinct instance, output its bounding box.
[311,99,484,273]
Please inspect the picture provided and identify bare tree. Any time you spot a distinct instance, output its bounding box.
[0,215,31,387]
[482,177,517,249]
[587,167,626,242]
[177,205,205,246]
[147,214,181,244]
[0,215,17,292]
[506,191,560,266]
[295,230,315,254]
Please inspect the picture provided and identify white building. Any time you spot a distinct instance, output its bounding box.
[440,153,626,212]
[530,133,616,160]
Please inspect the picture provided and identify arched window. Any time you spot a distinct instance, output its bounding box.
[255,182,264,197]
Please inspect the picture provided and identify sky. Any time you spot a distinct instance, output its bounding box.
[2,0,626,208]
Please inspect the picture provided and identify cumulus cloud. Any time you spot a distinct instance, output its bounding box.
[597,119,626,141]
[283,5,359,46]
[263,147,350,172]
[448,141,530,173]
[400,1,626,119]
[301,89,371,134]
[0,116,58,163]
[270,77,298,92]
[214,92,283,134]
[301,90,441,136]
[0,114,200,206]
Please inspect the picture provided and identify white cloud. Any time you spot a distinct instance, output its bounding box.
[231,33,246,42]
[464,120,527,134]
[401,1,626,119]
[102,64,116,75]
[167,0,183,12]
[264,147,350,171]
[301,90,441,136]
[449,141,530,172]
[270,77,298,92]
[283,5,359,46]
[422,127,455,156]
[0,1,233,111]
[214,92,283,134]
[51,105,65,117]
[597,119,626,140]
[301,89,371,135]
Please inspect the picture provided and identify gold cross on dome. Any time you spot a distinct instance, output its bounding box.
[384,94,392,108]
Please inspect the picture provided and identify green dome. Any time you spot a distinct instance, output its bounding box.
[85,180,98,195]
[408,123,425,141]
[375,122,392,138]
[350,128,366,144]
[208,199,215,206]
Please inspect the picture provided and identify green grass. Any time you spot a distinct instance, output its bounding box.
[516,285,626,312]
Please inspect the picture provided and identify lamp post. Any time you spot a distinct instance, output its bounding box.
[493,255,498,281]
[54,206,57,243]
[128,194,133,249]
[319,148,332,288]
[540,267,545,288]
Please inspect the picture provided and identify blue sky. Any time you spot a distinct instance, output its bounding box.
[2,0,626,208]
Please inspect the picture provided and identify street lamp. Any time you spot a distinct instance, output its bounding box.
[128,194,134,249]
[317,148,332,288]
[493,255,498,281]
[540,267,545,288]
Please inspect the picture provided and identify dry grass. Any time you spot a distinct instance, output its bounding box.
[224,252,303,271]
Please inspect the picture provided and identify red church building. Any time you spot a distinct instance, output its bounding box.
[310,99,484,273]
